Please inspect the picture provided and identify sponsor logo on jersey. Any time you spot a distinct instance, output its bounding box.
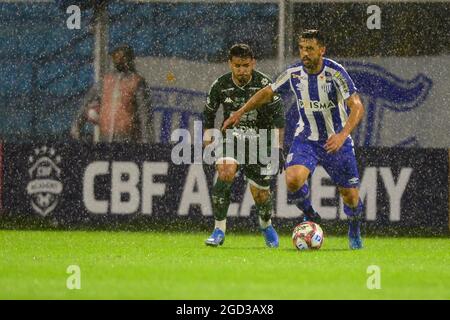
[299,100,336,111]
[334,71,350,94]
[291,73,306,80]
[224,97,233,104]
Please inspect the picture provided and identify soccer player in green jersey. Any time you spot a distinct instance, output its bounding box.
[203,44,319,248]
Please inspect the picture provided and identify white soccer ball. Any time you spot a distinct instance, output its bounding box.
[292,221,324,250]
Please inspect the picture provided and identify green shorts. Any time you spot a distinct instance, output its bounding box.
[216,137,276,190]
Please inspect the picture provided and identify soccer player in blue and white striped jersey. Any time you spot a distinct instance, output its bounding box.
[222,30,365,249]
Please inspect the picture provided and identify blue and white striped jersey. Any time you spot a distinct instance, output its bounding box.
[270,58,357,142]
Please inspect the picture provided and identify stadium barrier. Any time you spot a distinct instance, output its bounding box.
[0,141,448,235]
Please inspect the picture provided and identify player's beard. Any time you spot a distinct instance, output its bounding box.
[302,57,319,72]
[302,58,312,67]
[236,74,250,86]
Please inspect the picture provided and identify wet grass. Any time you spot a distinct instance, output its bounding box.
[0,230,449,299]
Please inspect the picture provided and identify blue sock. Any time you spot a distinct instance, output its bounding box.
[288,183,313,214]
[344,200,363,237]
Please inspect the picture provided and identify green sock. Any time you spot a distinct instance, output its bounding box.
[256,194,273,227]
[212,179,232,221]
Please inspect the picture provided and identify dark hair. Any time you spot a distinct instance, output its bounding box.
[300,29,325,46]
[228,43,254,60]
[112,44,135,62]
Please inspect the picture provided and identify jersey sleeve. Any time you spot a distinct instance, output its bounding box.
[267,94,285,128]
[202,80,221,129]
[270,70,291,95]
[333,67,357,100]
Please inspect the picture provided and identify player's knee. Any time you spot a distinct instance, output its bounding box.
[253,190,270,205]
[217,166,237,182]
[219,171,234,183]
[339,188,359,207]
[218,172,234,183]
[285,173,306,193]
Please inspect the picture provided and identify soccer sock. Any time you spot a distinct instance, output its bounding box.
[344,200,364,237]
[288,183,314,214]
[214,219,226,233]
[255,194,273,229]
[258,217,272,230]
[211,179,232,224]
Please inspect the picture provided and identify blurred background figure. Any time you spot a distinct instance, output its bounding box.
[71,44,154,143]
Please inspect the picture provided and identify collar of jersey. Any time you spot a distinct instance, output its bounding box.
[232,75,253,90]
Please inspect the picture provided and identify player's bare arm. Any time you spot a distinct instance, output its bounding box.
[221,85,274,131]
[324,93,365,153]
[277,127,285,150]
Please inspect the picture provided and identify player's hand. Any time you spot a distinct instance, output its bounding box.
[324,132,346,153]
[221,111,243,131]
[203,130,213,148]
[277,148,286,174]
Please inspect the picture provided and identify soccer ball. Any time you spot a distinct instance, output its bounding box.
[292,221,324,250]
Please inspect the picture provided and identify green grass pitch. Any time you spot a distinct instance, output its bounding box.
[0,230,449,299]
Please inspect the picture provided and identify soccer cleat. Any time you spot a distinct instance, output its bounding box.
[205,228,225,247]
[348,217,363,250]
[261,225,279,248]
[302,210,322,224]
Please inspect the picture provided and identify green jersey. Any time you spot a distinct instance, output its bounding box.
[203,70,285,137]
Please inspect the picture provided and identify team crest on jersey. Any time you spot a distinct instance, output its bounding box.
[321,83,332,93]
[26,146,63,216]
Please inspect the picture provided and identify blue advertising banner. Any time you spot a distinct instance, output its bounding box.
[1,142,449,234]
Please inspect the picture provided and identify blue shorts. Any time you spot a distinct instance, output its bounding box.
[285,136,360,188]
